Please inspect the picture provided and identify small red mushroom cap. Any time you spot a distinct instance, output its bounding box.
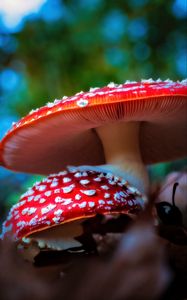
[0,79,186,174]
[1,167,146,240]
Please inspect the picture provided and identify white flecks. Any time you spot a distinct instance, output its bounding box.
[28,196,34,202]
[74,172,82,178]
[119,191,128,197]
[88,202,95,208]
[39,198,46,204]
[54,209,63,216]
[63,177,72,183]
[34,195,41,201]
[75,194,82,200]
[108,180,116,185]
[89,87,99,92]
[16,200,26,207]
[21,189,34,198]
[54,99,61,105]
[62,184,75,194]
[114,192,121,200]
[79,201,87,208]
[50,181,59,188]
[80,179,90,185]
[41,204,56,215]
[98,200,105,205]
[62,199,72,205]
[82,172,88,176]
[29,215,39,225]
[55,196,64,203]
[46,221,51,226]
[107,82,117,88]
[52,216,61,223]
[107,201,114,205]
[76,91,84,96]
[45,191,52,197]
[101,185,110,190]
[22,207,37,215]
[80,189,96,196]
[77,99,89,107]
[104,193,110,199]
[47,102,55,108]
[17,221,26,227]
[37,185,47,192]
[54,188,61,194]
[94,177,102,182]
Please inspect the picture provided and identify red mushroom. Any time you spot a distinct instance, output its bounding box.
[1,167,145,261]
[0,79,186,195]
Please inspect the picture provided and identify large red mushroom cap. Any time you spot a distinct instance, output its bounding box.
[0,79,186,175]
[1,167,145,241]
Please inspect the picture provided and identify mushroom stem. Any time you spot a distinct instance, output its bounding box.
[96,121,149,194]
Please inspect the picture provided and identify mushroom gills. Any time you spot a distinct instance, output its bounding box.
[21,220,84,261]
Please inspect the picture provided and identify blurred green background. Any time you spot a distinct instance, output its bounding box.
[0,0,186,222]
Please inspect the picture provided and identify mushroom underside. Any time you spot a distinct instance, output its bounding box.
[2,98,187,174]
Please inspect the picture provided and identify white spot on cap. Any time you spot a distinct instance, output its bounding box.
[17,221,26,227]
[107,82,117,88]
[54,209,63,216]
[74,172,82,178]
[77,99,89,107]
[62,199,72,205]
[37,185,47,192]
[88,202,95,208]
[104,193,110,199]
[53,216,61,223]
[75,194,82,200]
[34,195,41,201]
[101,185,110,190]
[28,196,34,202]
[63,177,72,183]
[41,204,56,215]
[62,184,75,193]
[80,179,90,185]
[55,197,63,203]
[45,191,52,197]
[80,190,96,196]
[29,216,38,225]
[39,198,46,204]
[79,201,87,208]
[50,181,58,188]
[94,177,102,182]
[98,200,105,205]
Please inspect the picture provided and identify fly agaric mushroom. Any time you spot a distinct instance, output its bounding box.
[1,167,145,262]
[0,79,186,195]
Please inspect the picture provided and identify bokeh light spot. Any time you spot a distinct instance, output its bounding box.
[102,10,127,42]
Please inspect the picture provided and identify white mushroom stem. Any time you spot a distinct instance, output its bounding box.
[96,121,149,194]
